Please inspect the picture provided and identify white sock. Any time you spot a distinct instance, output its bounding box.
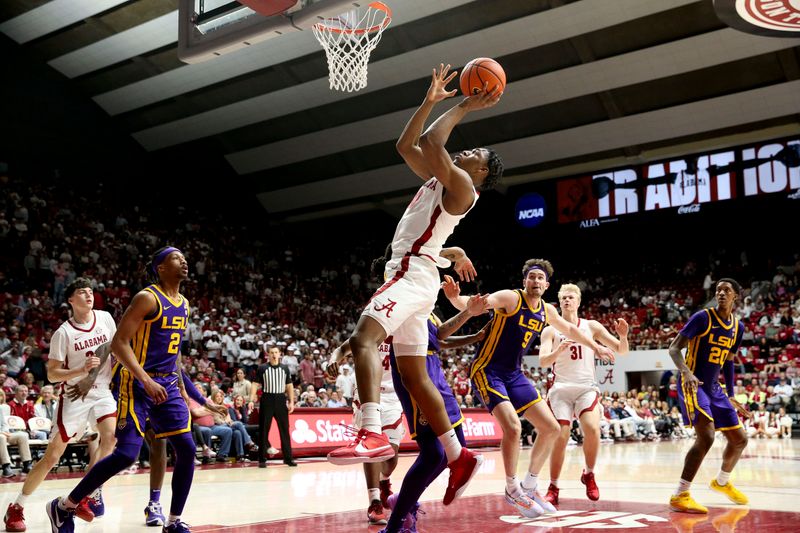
[360,402,382,434]
[674,478,691,496]
[14,493,28,507]
[521,472,538,491]
[550,479,559,488]
[167,515,180,526]
[438,429,463,463]
[716,470,731,486]
[91,487,102,499]
[368,487,380,503]
[584,466,593,474]
[505,476,522,497]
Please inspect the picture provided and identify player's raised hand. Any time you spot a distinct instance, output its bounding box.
[441,274,461,300]
[426,63,458,103]
[454,256,477,282]
[143,377,168,404]
[466,294,490,316]
[596,345,616,363]
[461,82,502,111]
[614,318,629,337]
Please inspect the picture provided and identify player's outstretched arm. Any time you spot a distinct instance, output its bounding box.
[112,291,167,404]
[589,318,630,356]
[437,294,489,341]
[441,274,517,312]
[396,64,458,180]
[546,303,615,362]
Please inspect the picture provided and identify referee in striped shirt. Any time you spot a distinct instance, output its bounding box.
[257,346,296,467]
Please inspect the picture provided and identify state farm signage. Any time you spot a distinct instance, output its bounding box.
[265,408,501,458]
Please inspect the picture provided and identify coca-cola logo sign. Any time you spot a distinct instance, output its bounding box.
[714,0,800,37]
[677,204,701,214]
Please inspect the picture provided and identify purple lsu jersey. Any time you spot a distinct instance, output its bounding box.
[390,316,463,439]
[471,290,547,376]
[677,308,743,430]
[115,284,191,438]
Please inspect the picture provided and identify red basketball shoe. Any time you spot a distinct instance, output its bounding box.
[443,448,484,505]
[327,428,394,465]
[379,479,393,509]
[581,470,600,501]
[74,497,95,522]
[545,483,560,506]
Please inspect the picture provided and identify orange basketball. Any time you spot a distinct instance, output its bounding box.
[459,57,506,96]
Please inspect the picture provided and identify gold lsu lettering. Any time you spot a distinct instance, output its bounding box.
[518,315,543,333]
[161,316,187,330]
[708,333,734,349]
[519,315,543,349]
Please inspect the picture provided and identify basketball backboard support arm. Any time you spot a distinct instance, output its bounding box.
[178,0,358,64]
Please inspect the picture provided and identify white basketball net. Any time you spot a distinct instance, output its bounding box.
[312,2,391,92]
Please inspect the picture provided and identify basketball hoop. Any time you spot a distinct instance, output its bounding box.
[312,2,391,92]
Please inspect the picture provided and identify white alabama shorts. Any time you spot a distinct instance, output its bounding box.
[548,382,600,425]
[54,386,116,442]
[361,257,439,357]
[353,393,405,446]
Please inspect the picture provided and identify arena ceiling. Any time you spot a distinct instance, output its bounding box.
[2,0,800,222]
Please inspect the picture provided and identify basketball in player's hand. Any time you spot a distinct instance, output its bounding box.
[460,57,506,96]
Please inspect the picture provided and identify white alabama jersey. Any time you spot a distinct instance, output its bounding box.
[354,337,395,402]
[49,310,117,387]
[553,319,597,386]
[389,177,477,269]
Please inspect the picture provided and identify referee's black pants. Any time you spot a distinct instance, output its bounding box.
[258,393,293,463]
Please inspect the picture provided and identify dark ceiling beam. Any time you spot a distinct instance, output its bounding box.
[548,0,642,159]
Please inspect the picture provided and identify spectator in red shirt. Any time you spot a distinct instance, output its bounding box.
[8,385,45,439]
[454,369,471,397]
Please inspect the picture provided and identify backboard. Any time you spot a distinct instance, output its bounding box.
[178,0,361,63]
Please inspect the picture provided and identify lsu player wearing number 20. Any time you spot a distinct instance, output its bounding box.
[442,259,616,518]
[668,278,750,514]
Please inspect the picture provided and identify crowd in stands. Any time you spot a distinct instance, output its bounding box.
[1,172,799,472]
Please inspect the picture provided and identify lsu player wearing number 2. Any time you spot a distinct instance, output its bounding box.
[442,259,616,518]
[537,283,628,505]
[668,278,750,514]
[47,247,197,533]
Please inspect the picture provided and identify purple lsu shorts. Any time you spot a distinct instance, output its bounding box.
[114,370,191,439]
[677,378,741,431]
[472,368,541,414]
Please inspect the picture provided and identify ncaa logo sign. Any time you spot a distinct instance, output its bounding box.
[515,193,546,228]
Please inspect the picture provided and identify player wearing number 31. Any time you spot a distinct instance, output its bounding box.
[668,278,750,514]
[442,259,616,518]
[537,283,629,505]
